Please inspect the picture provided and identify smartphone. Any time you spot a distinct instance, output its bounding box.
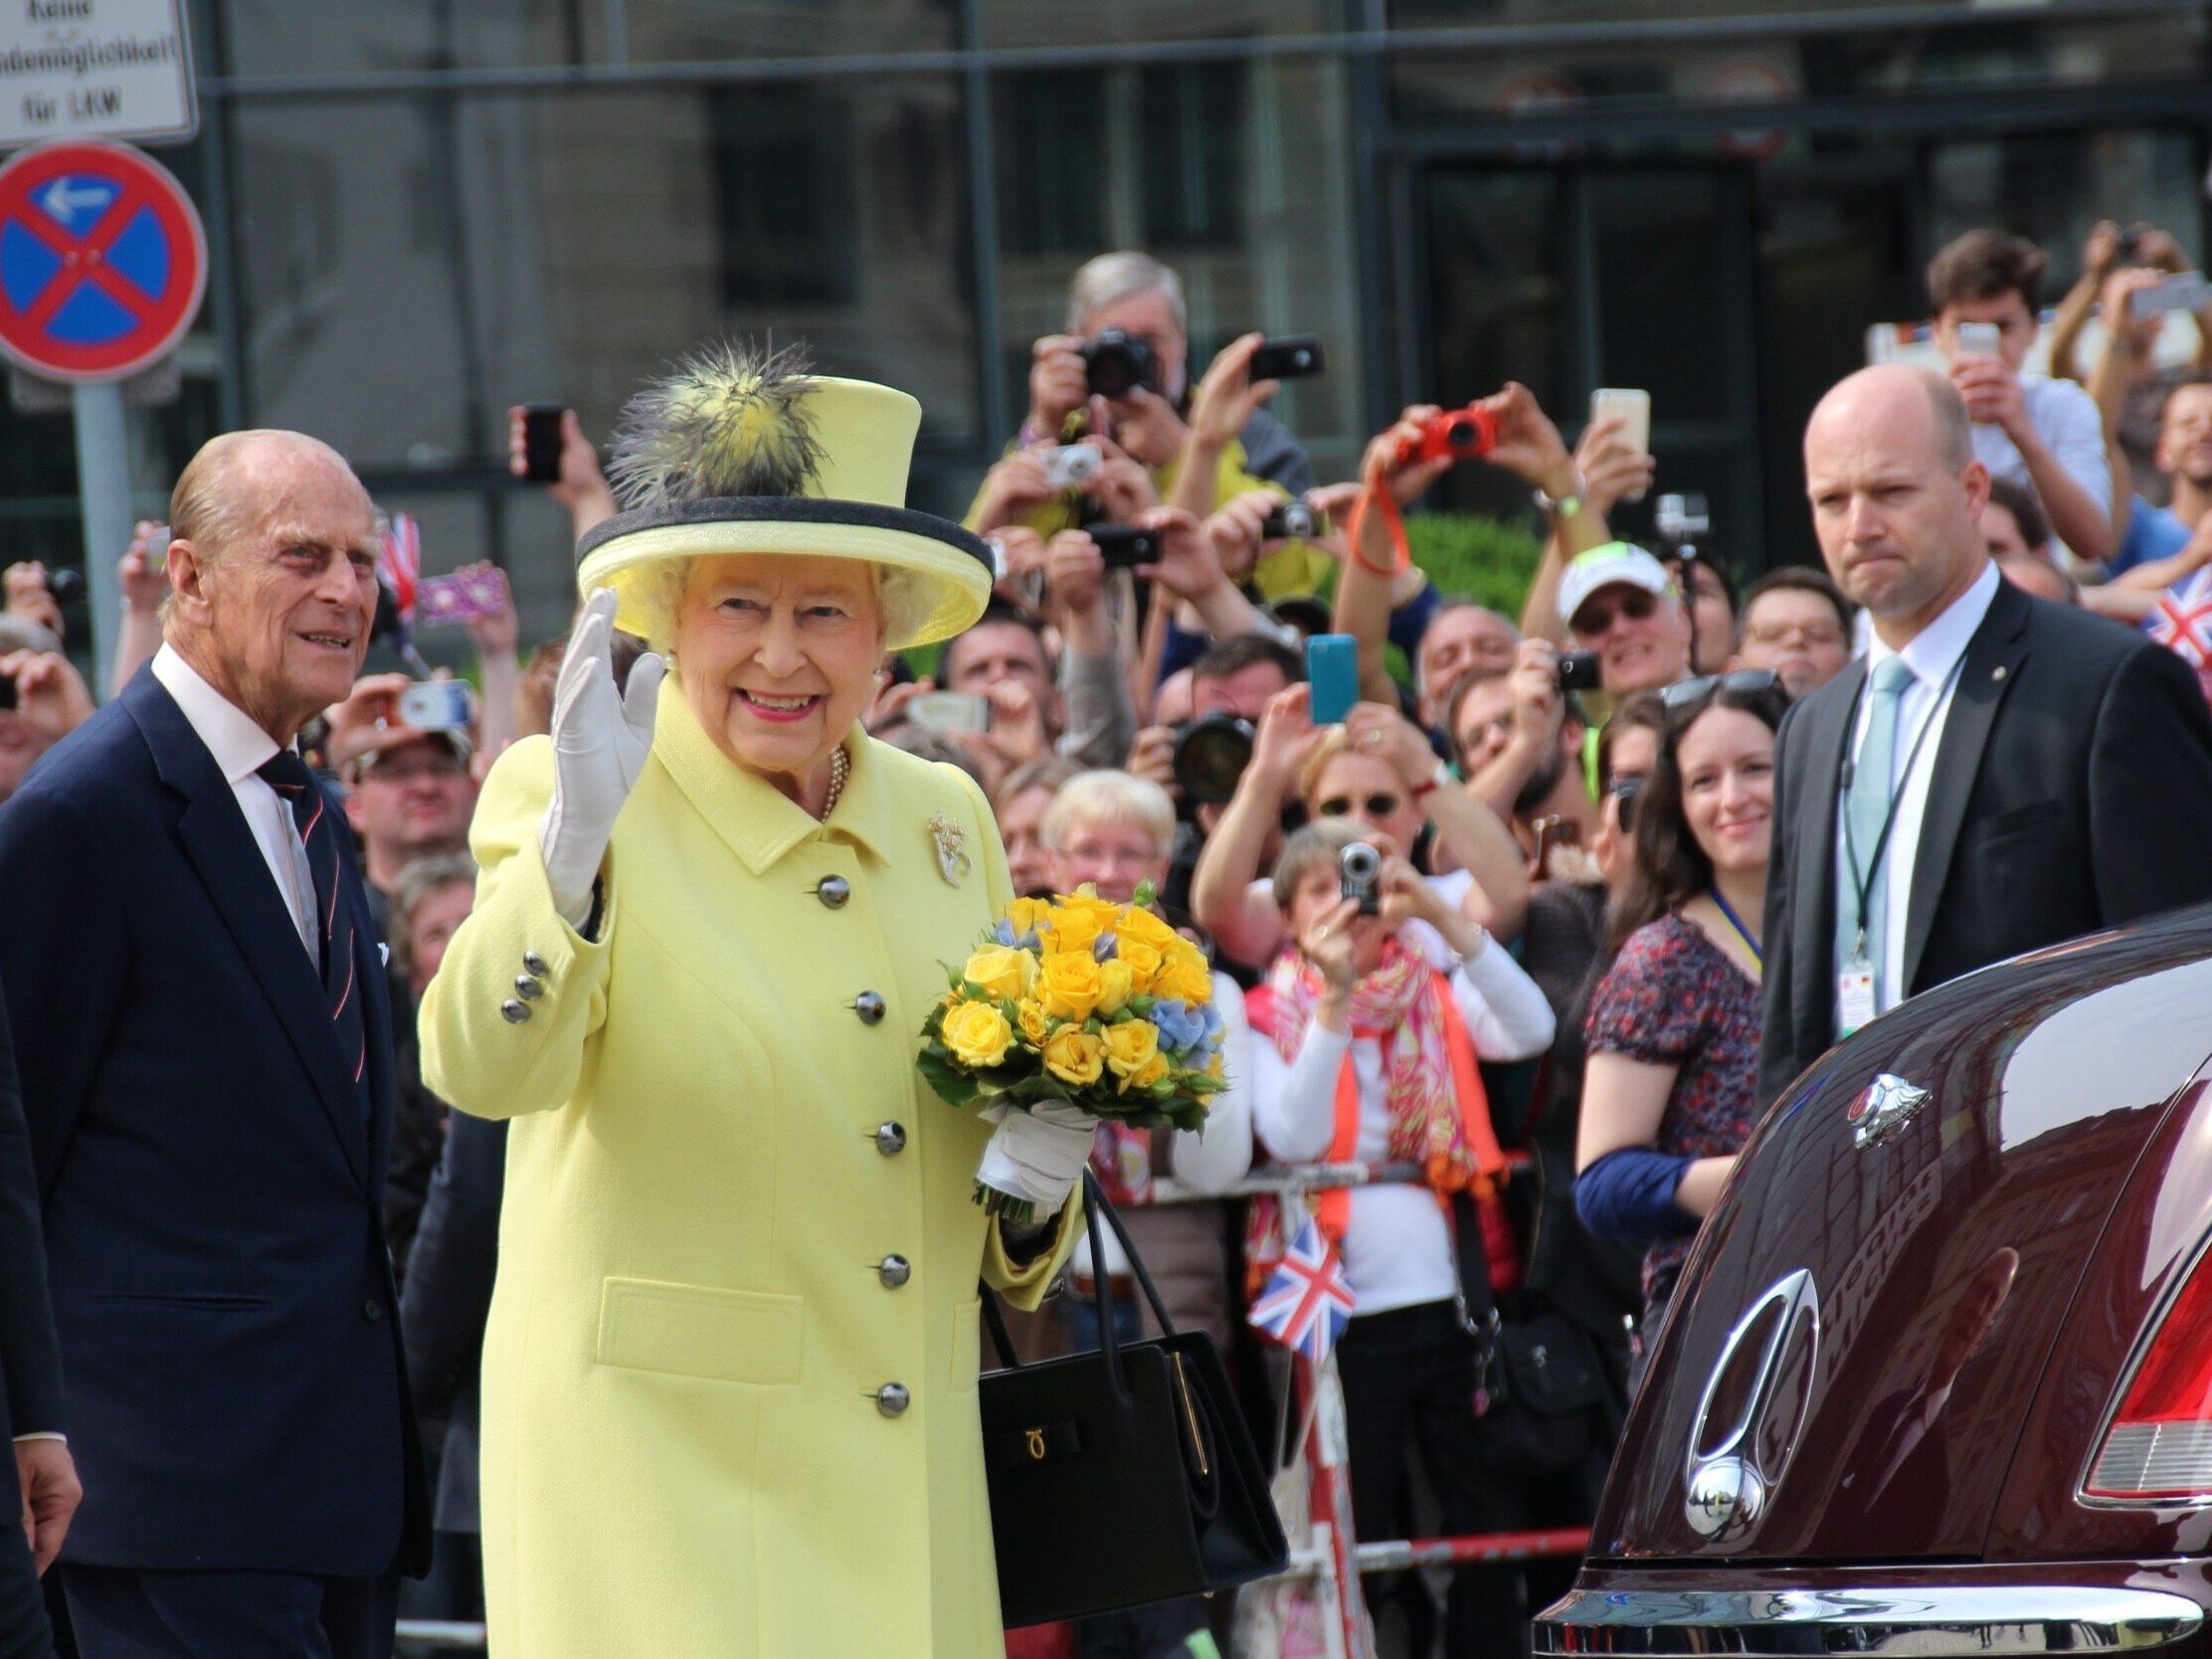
[521,403,567,484]
[1039,444,1101,490]
[2135,272,2212,316]
[1089,524,1160,569]
[1306,633,1360,726]
[1954,321,2002,358]
[1557,649,1602,693]
[144,524,171,568]
[1588,388,1651,502]
[416,565,513,628]
[906,690,992,733]
[399,679,476,733]
[1248,334,1326,381]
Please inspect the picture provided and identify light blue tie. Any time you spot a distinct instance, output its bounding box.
[1838,655,1918,1007]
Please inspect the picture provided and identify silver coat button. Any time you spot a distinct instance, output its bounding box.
[852,991,885,1025]
[875,1382,910,1416]
[873,1122,906,1157]
[878,1254,911,1289]
[514,975,544,1001]
[500,999,531,1024]
[817,875,850,909]
[522,952,550,978]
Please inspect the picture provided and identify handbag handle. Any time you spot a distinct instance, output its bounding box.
[974,1169,1185,1392]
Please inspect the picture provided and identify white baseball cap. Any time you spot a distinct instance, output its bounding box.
[1559,543,1675,634]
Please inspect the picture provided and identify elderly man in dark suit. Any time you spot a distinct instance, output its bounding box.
[1760,365,2212,1106]
[0,430,428,1657]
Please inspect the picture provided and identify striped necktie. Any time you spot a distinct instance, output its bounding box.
[257,750,370,1106]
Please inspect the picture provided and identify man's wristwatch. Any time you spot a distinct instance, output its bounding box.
[1534,474,1585,518]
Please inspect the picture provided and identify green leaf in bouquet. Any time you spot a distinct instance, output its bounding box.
[1132,878,1159,909]
[1126,995,1157,1016]
[917,1048,980,1107]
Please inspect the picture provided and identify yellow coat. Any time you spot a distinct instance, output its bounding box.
[420,684,1080,1658]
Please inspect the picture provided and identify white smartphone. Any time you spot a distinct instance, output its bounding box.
[1955,321,2002,358]
[1589,388,1652,501]
[906,690,992,734]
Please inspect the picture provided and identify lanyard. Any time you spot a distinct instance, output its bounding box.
[1709,886,1762,967]
[1839,653,1967,959]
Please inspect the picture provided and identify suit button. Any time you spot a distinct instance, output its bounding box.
[523,952,550,978]
[500,999,531,1024]
[878,1254,911,1289]
[852,991,885,1025]
[514,975,544,1001]
[817,875,850,909]
[874,1382,910,1417]
[873,1122,906,1157]
[364,1298,382,1322]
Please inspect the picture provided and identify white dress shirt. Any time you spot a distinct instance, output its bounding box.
[1249,940,1556,1317]
[151,644,318,959]
[1969,374,2113,531]
[1834,561,2001,1018]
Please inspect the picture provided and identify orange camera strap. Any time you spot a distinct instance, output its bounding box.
[1347,462,1412,580]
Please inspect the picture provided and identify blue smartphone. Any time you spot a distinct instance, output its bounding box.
[1307,633,1359,726]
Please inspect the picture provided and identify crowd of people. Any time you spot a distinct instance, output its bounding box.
[5,226,2212,1659]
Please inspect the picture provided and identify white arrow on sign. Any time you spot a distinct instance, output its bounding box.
[38,178,116,228]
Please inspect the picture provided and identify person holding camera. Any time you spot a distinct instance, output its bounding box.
[1449,641,1596,880]
[1249,820,1553,1659]
[0,620,94,810]
[1556,544,1695,701]
[1574,671,1788,1380]
[1191,683,1529,973]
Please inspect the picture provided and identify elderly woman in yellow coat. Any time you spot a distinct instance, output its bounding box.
[420,347,1098,1657]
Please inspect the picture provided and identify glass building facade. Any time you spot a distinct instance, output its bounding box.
[5,0,2208,654]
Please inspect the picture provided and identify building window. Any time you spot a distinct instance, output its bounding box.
[709,90,857,307]
[1141,62,1245,251]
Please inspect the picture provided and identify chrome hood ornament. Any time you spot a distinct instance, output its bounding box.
[1685,1269,1821,1543]
[1848,1072,1931,1152]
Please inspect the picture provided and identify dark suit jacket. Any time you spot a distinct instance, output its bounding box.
[399,1110,504,1536]
[1759,578,2212,1107]
[0,668,429,1577]
[0,989,63,1447]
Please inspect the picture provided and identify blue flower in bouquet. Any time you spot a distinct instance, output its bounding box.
[1151,998,1207,1058]
[1091,933,1119,963]
[992,917,1043,952]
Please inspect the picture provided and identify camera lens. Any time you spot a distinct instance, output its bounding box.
[48,569,84,601]
[1446,419,1479,450]
[1172,714,1256,806]
[1339,841,1381,881]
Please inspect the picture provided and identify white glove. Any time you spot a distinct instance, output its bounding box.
[977,1098,1101,1219]
[540,588,666,928]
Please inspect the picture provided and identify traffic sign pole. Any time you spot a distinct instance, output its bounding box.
[72,379,128,693]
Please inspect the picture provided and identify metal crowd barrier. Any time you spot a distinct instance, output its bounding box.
[395,1158,1584,1659]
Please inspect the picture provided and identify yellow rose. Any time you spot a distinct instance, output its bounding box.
[1038,950,1105,1021]
[1014,999,1051,1047]
[1153,945,1213,1006]
[942,1001,1014,1069]
[1114,905,1183,957]
[1046,892,1123,955]
[1007,896,1053,939]
[1132,1051,1172,1090]
[1097,959,1136,1016]
[1042,1026,1105,1088]
[1113,936,1164,993]
[1102,1018,1160,1085]
[963,945,1036,1003]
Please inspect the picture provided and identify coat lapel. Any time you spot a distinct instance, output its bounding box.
[1791,660,1862,1049]
[122,671,371,1189]
[1901,580,2032,993]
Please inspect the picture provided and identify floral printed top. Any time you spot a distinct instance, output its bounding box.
[1584,911,1763,1309]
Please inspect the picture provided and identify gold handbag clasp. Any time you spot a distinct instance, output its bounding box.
[1025,1427,1046,1461]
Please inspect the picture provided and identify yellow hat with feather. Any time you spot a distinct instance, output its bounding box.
[574,342,994,651]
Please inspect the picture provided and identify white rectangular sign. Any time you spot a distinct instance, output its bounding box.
[0,0,196,151]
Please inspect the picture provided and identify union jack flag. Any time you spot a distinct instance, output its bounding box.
[377,512,422,621]
[1248,1217,1356,1364]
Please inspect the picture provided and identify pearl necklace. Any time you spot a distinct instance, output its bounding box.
[818,743,850,820]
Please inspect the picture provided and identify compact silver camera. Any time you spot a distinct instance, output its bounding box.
[1040,444,1102,490]
[1338,841,1382,915]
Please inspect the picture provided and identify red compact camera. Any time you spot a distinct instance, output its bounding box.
[1396,404,1499,467]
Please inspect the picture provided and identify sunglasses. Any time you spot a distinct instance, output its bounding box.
[1658,667,1782,714]
[1316,793,1403,820]
[1569,588,1660,636]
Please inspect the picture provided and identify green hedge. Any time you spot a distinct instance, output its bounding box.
[1401,510,1545,618]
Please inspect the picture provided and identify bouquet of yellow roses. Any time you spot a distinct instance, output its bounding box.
[917,883,1225,1218]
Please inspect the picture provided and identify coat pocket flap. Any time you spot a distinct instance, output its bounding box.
[596,1277,804,1385]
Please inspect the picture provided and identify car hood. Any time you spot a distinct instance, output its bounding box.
[1592,906,2212,1563]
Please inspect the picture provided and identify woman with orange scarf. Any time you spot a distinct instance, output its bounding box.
[1250,818,1555,1658]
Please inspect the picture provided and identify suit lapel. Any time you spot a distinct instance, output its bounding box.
[1902,581,2032,993]
[122,672,371,1190]
[1791,661,1863,1051]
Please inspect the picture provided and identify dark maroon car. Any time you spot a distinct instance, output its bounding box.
[1538,904,2212,1653]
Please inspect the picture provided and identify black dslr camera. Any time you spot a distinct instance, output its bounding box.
[1171,714,1255,806]
[1082,329,1159,400]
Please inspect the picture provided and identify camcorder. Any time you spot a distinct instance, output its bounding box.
[1172,714,1255,806]
[1395,404,1499,467]
[1338,840,1382,915]
[1082,329,1158,400]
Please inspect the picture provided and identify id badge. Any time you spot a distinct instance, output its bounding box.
[1838,957,1878,1037]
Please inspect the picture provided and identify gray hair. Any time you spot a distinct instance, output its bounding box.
[1040,769,1177,856]
[387,851,477,979]
[1066,252,1187,335]
[1268,817,1372,910]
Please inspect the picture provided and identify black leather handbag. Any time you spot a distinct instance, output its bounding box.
[980,1172,1288,1628]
